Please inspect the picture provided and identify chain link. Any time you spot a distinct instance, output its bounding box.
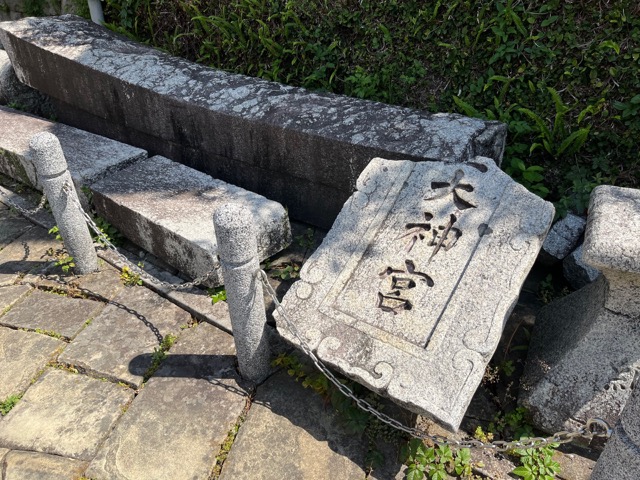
[59,181,221,291]
[257,269,612,451]
[3,190,48,216]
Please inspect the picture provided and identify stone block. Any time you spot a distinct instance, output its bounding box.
[563,244,600,290]
[0,284,31,313]
[90,155,291,286]
[0,226,59,286]
[86,323,248,480]
[0,327,62,398]
[219,371,368,480]
[276,156,554,430]
[1,450,88,480]
[0,105,146,191]
[0,200,33,248]
[0,49,53,117]
[0,15,507,228]
[0,288,105,339]
[539,213,586,264]
[521,185,640,433]
[59,285,190,387]
[0,368,133,461]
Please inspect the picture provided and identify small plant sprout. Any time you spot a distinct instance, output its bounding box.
[120,266,143,286]
[208,286,227,304]
[0,394,22,416]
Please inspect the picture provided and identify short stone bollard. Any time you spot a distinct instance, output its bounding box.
[213,203,271,383]
[591,383,640,479]
[520,185,640,433]
[29,132,98,274]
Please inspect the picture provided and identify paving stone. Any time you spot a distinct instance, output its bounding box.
[91,155,291,286]
[86,323,248,480]
[1,450,88,480]
[0,203,32,249]
[0,327,62,398]
[220,370,367,480]
[0,448,7,462]
[0,283,31,314]
[0,226,57,285]
[277,157,554,430]
[562,244,601,290]
[539,213,586,265]
[59,286,190,387]
[0,368,133,461]
[0,15,506,228]
[0,184,56,231]
[0,289,104,339]
[0,105,147,191]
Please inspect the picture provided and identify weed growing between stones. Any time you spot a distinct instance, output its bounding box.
[120,265,142,286]
[0,394,22,415]
[142,333,177,382]
[207,286,227,304]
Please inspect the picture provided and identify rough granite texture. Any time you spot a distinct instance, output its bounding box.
[276,156,554,430]
[219,371,368,480]
[0,327,63,398]
[539,213,586,264]
[1,450,88,480]
[29,131,98,274]
[0,368,133,461]
[563,244,601,290]
[592,385,640,479]
[0,105,146,190]
[86,323,248,480]
[214,203,271,382]
[0,15,507,228]
[522,186,640,433]
[0,49,53,117]
[90,155,291,286]
[59,286,190,387]
[0,289,104,339]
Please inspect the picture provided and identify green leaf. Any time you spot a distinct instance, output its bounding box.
[599,40,620,55]
[406,464,425,480]
[541,15,558,27]
[557,128,590,156]
[512,465,532,478]
[523,170,544,182]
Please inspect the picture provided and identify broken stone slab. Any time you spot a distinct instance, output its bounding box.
[1,450,88,480]
[219,370,368,480]
[0,15,507,228]
[539,213,586,265]
[0,327,63,398]
[59,285,190,387]
[521,185,640,433]
[591,384,640,479]
[0,105,146,191]
[90,155,291,286]
[86,323,248,480]
[0,368,133,461]
[276,156,554,431]
[563,244,601,290]
[0,288,105,339]
[0,50,54,118]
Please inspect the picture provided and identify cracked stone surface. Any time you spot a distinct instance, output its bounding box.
[0,368,133,461]
[0,15,506,228]
[277,157,554,430]
[219,370,368,480]
[0,327,62,398]
[59,285,190,387]
[1,450,88,480]
[0,288,105,339]
[0,105,147,191]
[86,322,248,480]
[91,155,291,286]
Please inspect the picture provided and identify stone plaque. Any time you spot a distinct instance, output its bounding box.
[276,157,554,430]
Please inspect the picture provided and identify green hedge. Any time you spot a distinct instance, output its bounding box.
[102,0,640,215]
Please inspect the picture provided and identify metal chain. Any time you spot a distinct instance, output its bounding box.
[257,269,612,451]
[60,181,220,290]
[3,190,48,216]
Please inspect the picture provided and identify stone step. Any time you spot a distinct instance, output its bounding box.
[0,105,147,191]
[90,155,291,286]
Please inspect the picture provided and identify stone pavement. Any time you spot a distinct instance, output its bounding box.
[0,192,601,479]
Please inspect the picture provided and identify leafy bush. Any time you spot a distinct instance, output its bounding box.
[102,0,640,214]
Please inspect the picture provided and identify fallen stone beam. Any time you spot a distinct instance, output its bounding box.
[0,15,507,228]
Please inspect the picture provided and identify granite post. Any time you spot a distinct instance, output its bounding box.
[29,132,98,274]
[213,203,271,383]
[591,385,640,478]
